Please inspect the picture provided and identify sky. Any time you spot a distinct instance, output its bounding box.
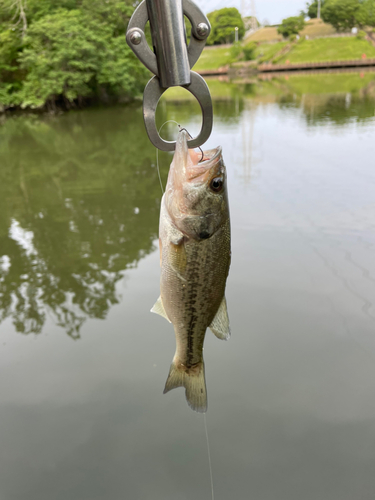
[202,0,308,25]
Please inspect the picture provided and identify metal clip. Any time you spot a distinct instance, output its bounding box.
[126,0,213,151]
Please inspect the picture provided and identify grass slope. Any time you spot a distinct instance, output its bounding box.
[279,37,375,63]
[246,20,335,43]
[193,46,235,71]
[301,19,336,38]
[246,26,282,42]
[254,41,288,62]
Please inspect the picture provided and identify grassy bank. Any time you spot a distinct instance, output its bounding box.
[195,34,375,73]
[193,46,236,72]
[254,42,288,63]
[278,37,375,64]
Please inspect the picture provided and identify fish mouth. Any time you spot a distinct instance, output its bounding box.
[198,146,222,165]
[172,130,224,183]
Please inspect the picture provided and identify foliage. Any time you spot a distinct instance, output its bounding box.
[0,28,23,108]
[0,0,148,110]
[207,8,245,45]
[306,0,327,18]
[306,0,375,28]
[321,0,362,30]
[357,0,375,27]
[230,42,243,59]
[243,42,257,61]
[277,16,306,38]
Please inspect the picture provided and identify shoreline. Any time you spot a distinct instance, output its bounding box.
[197,58,375,77]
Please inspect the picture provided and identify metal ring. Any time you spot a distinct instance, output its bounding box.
[143,71,213,151]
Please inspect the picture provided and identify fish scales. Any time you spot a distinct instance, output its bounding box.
[152,130,231,413]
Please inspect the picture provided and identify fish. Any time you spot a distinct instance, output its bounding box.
[151,130,231,413]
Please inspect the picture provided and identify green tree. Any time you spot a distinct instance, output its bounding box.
[357,0,375,27]
[207,8,245,45]
[321,0,362,31]
[277,16,306,38]
[306,0,326,18]
[18,10,147,109]
[0,29,23,108]
[0,0,148,110]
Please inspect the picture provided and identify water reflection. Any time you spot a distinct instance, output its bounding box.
[0,107,169,337]
[1,70,374,337]
[250,71,375,126]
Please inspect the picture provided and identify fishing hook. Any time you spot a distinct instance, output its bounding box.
[178,126,204,163]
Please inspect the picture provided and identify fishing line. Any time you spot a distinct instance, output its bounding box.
[204,413,215,500]
[156,120,179,194]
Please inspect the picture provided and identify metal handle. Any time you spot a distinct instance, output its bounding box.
[126,0,213,151]
[146,0,190,88]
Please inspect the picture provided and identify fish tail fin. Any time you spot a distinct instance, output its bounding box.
[163,356,207,413]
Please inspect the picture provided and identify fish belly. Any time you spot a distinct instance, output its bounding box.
[160,213,230,367]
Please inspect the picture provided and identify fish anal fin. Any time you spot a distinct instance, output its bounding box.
[164,357,207,413]
[209,296,231,341]
[151,296,171,323]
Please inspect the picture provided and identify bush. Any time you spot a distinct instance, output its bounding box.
[207,7,245,45]
[230,42,243,59]
[278,16,306,38]
[243,42,257,61]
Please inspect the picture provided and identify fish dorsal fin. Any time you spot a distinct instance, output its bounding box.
[151,296,171,323]
[209,296,230,341]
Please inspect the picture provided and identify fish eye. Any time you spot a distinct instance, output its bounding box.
[210,177,224,193]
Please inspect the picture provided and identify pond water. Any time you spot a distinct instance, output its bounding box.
[1,71,375,500]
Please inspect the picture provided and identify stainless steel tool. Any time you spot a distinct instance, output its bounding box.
[126,0,213,151]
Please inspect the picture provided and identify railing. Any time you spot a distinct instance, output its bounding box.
[259,58,375,72]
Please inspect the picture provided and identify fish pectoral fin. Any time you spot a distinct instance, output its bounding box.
[151,296,171,323]
[169,241,187,280]
[209,296,231,341]
[168,225,184,246]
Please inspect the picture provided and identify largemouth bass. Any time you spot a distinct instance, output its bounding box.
[152,130,231,413]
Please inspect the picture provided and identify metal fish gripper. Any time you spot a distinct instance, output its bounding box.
[126,0,213,151]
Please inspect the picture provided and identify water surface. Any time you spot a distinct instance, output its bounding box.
[1,71,375,500]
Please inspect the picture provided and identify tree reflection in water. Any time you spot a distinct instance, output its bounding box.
[0,105,170,338]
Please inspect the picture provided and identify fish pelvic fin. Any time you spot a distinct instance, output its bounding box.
[151,296,171,323]
[209,296,231,341]
[163,357,207,413]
